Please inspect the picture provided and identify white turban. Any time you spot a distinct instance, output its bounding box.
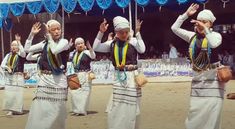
[113,16,130,31]
[75,37,85,45]
[46,20,61,27]
[11,40,19,47]
[197,9,216,23]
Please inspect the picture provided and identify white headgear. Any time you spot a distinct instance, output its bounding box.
[197,9,216,23]
[75,37,85,45]
[113,16,130,31]
[46,20,61,27]
[11,40,19,46]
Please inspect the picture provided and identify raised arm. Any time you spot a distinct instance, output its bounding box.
[24,33,34,53]
[24,22,44,54]
[171,13,195,43]
[85,41,96,59]
[129,34,145,54]
[171,4,198,43]
[18,43,26,58]
[24,22,42,53]
[129,20,145,53]
[92,19,112,53]
[13,34,26,57]
[84,50,96,59]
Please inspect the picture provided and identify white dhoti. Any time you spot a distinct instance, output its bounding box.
[185,69,225,129]
[108,70,141,129]
[25,73,68,129]
[70,72,91,115]
[2,73,24,113]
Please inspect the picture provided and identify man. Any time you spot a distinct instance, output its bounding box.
[171,3,224,129]
[24,20,70,129]
[169,43,178,59]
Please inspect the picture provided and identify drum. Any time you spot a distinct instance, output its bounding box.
[217,66,232,83]
[67,74,80,90]
[135,73,148,88]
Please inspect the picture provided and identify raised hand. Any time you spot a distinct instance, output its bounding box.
[31,22,41,35]
[15,33,21,42]
[43,23,49,34]
[43,23,51,40]
[136,19,143,33]
[186,3,199,17]
[69,38,74,48]
[100,19,109,33]
[86,40,92,50]
[191,19,207,30]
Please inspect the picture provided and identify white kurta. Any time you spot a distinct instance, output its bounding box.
[1,44,26,113]
[24,32,69,129]
[171,13,224,129]
[70,50,96,115]
[93,31,145,129]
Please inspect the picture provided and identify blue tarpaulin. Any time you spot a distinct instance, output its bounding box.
[0,0,207,29]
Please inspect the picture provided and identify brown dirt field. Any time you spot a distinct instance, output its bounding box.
[0,81,235,129]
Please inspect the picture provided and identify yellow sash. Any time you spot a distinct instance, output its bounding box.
[7,53,19,70]
[72,51,84,67]
[114,42,129,69]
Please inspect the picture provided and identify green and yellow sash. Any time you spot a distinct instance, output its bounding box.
[189,35,211,71]
[7,53,19,72]
[72,51,84,68]
[114,42,129,69]
[114,41,129,82]
[46,43,63,75]
[189,35,209,61]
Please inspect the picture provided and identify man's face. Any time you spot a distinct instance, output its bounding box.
[75,42,85,52]
[116,28,130,41]
[49,23,61,41]
[195,20,212,35]
[11,41,19,53]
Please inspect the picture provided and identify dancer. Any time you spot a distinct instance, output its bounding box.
[24,20,70,129]
[70,38,96,116]
[93,16,145,129]
[171,4,224,129]
[1,34,26,116]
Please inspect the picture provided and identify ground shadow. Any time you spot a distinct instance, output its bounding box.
[87,111,98,115]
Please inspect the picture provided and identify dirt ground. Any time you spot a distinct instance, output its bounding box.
[0,81,235,129]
